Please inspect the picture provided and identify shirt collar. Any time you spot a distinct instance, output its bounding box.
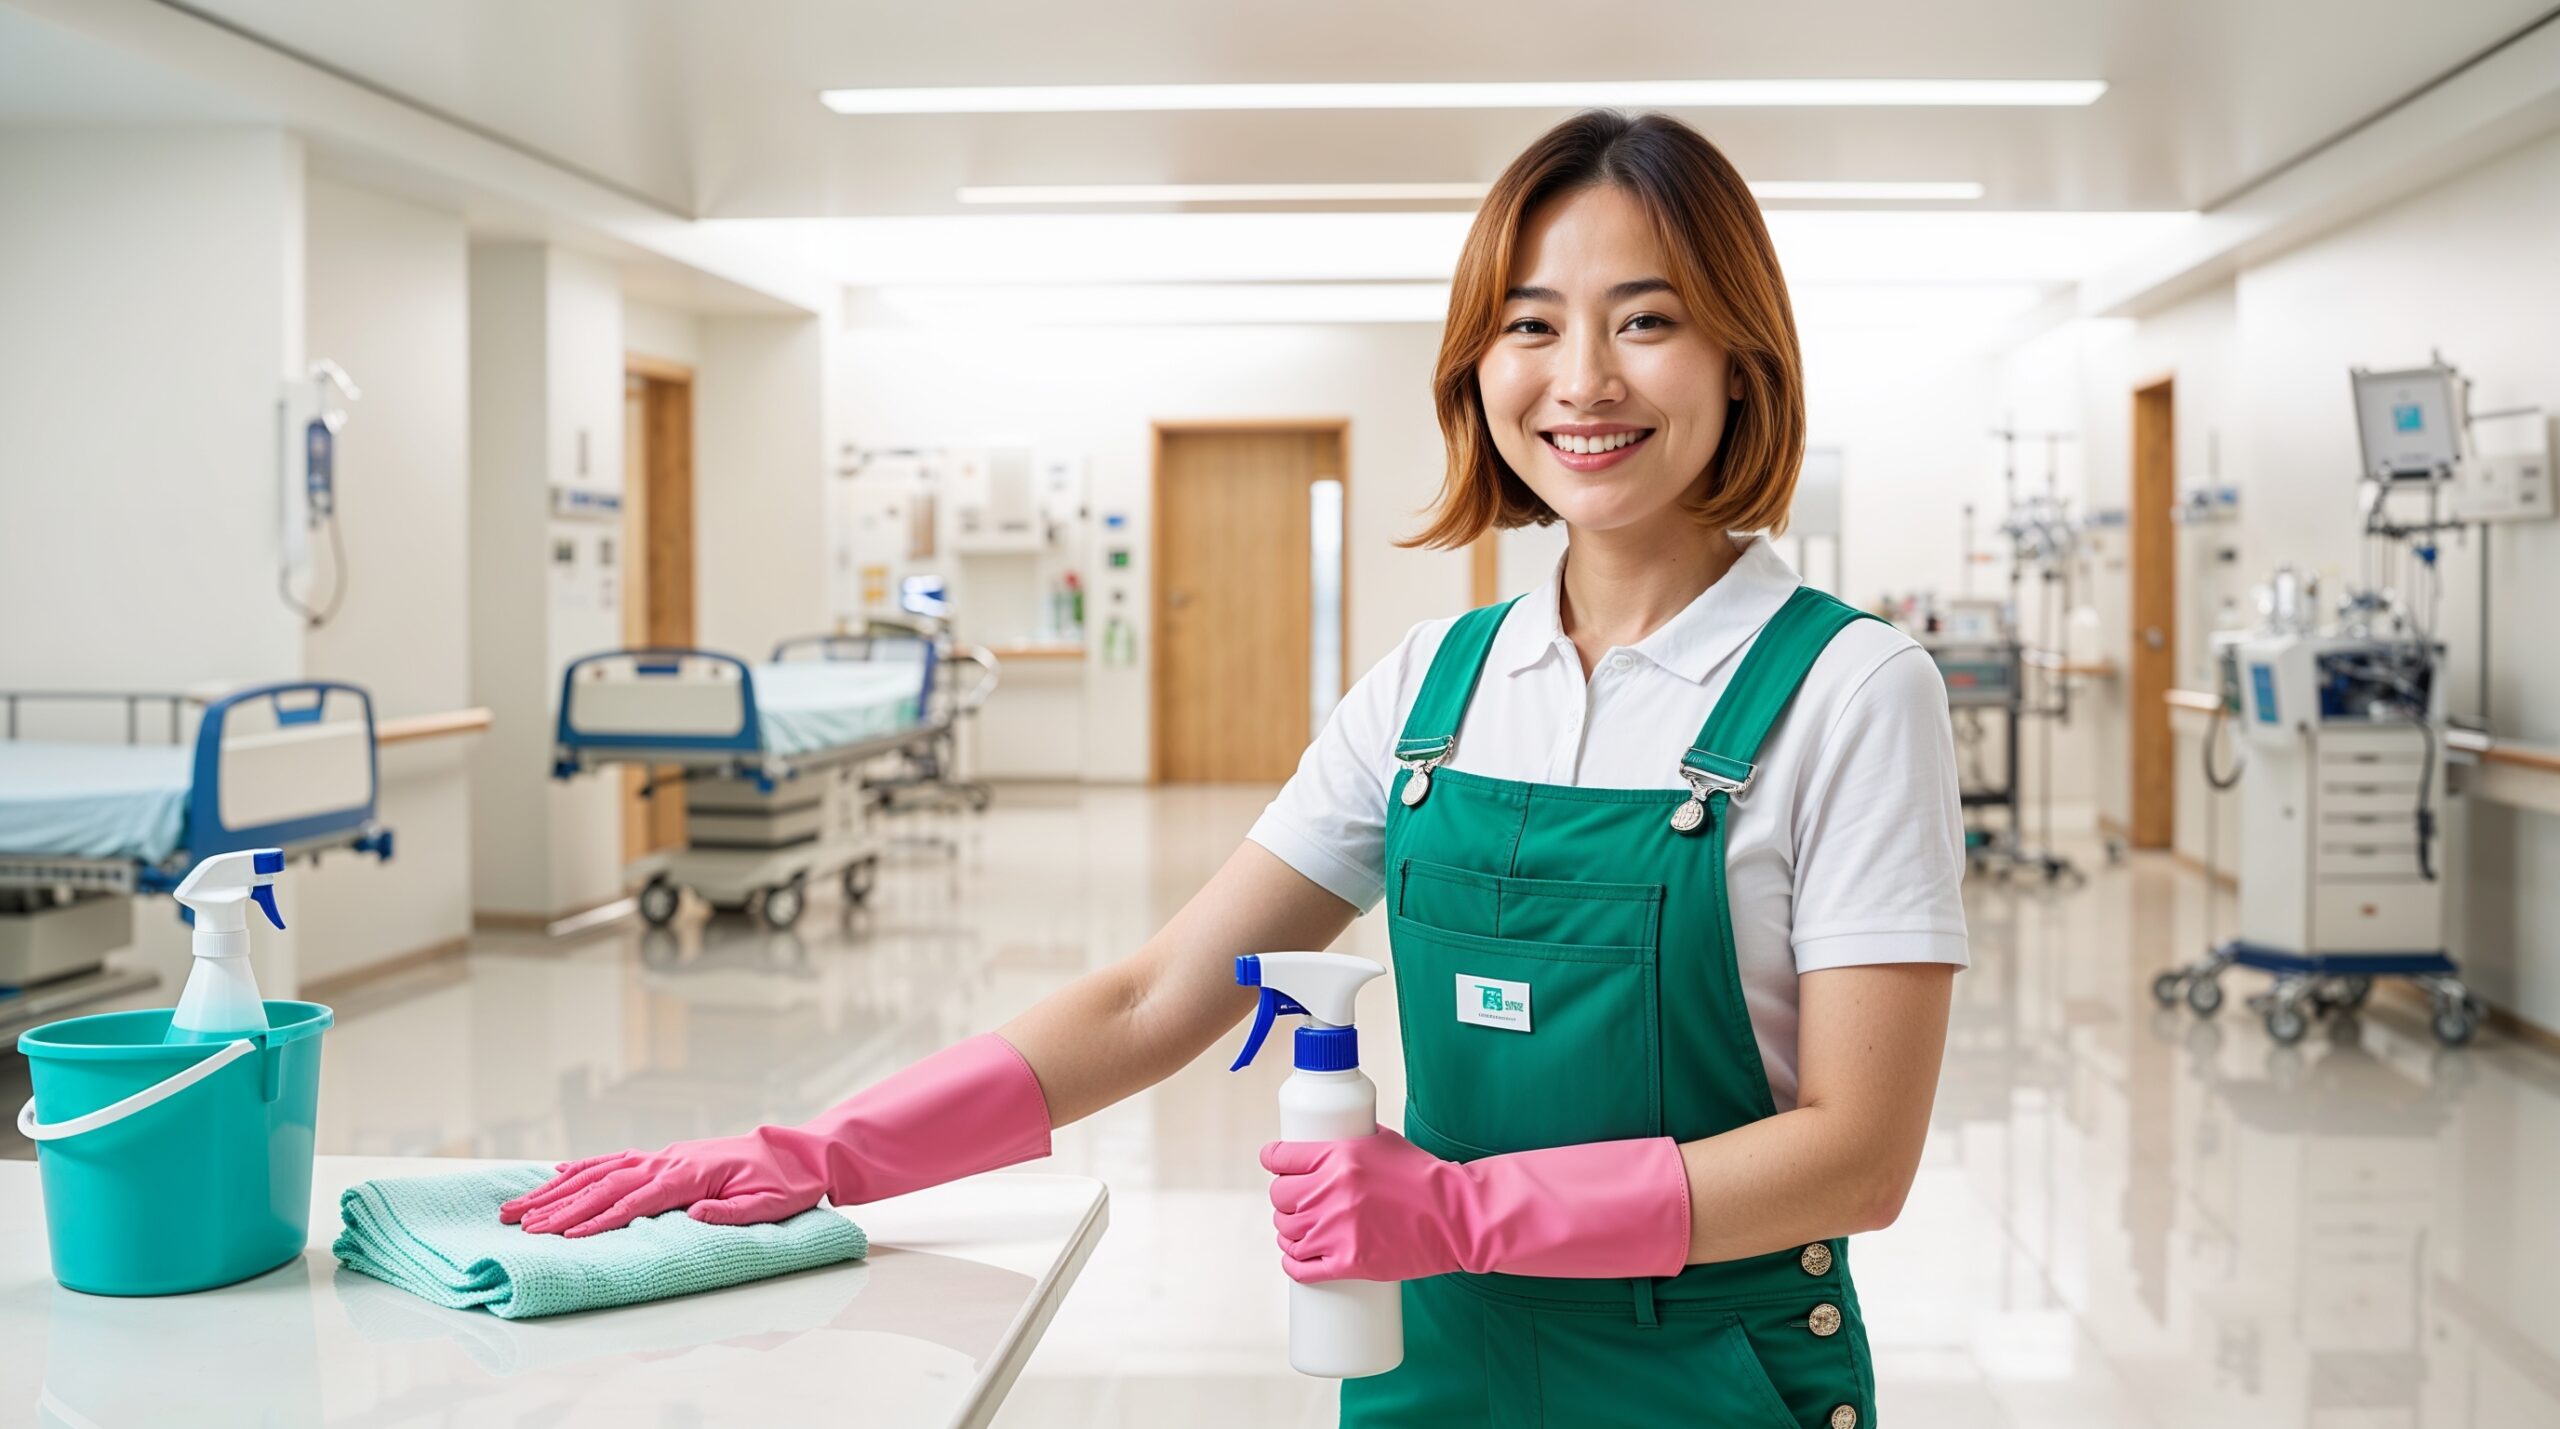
[1493,535,1803,685]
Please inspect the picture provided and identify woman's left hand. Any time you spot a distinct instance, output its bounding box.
[1262,1128,1466,1284]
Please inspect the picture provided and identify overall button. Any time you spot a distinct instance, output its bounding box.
[1829,1406,1859,1429]
[1807,1302,1842,1337]
[1799,1242,1833,1276]
[1608,654,1632,673]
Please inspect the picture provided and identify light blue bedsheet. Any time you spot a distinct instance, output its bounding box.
[751,662,927,758]
[0,742,192,863]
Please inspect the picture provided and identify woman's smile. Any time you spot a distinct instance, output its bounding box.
[1538,422,1656,471]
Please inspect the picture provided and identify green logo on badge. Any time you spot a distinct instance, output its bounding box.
[1479,984,1505,1012]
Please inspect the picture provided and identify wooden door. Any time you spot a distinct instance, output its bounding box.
[1153,424,1345,783]
[622,360,696,860]
[2129,379,2176,849]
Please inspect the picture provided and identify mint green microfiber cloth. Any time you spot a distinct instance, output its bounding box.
[333,1165,868,1320]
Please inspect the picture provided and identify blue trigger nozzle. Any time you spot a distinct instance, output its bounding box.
[253,849,284,876]
[250,884,286,931]
[1229,983,1308,1072]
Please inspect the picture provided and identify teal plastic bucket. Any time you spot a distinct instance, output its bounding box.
[15,1000,332,1296]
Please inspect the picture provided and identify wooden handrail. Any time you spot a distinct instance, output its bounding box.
[378,708,493,746]
[2164,688,2222,714]
[983,644,1086,662]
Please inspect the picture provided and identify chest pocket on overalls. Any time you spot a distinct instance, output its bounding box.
[1391,857,1665,1158]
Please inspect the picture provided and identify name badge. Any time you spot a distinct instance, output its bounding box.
[1455,973,1531,1032]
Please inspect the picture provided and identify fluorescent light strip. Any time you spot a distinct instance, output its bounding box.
[957,179,1987,206]
[1749,180,1986,201]
[959,182,1488,205]
[824,79,2106,116]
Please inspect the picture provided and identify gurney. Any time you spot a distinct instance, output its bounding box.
[551,629,984,929]
[0,683,392,989]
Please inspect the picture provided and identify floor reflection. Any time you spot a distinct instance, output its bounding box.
[298,788,2560,1428]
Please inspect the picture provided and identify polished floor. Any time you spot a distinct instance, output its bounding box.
[18,784,2560,1426]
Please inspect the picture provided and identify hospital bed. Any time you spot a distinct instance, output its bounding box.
[551,627,989,930]
[0,683,393,990]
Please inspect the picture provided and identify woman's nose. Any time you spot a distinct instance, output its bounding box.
[1553,333,1624,408]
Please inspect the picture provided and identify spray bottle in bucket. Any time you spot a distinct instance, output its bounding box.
[167,848,285,1042]
[17,847,333,1296]
[1230,951,1400,1378]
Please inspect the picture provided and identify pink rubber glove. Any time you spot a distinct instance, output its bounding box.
[502,1033,1051,1237]
[1263,1126,1691,1284]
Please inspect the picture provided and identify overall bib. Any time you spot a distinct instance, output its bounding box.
[1340,586,1877,1429]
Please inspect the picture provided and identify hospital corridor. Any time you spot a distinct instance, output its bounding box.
[4,4,2560,1427]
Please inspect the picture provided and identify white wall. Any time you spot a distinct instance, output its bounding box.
[623,300,703,369]
[0,129,306,689]
[295,175,475,983]
[466,242,626,918]
[695,315,830,656]
[0,126,310,995]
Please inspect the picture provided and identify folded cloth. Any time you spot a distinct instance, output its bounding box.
[334,1165,868,1320]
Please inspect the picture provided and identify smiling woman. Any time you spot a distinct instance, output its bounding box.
[1409,110,1805,550]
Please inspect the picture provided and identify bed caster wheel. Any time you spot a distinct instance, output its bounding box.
[638,879,680,928]
[2432,1003,2478,1047]
[2265,1004,2308,1046]
[841,858,878,906]
[761,879,806,931]
[2339,976,2374,1011]
[966,787,992,813]
[2186,977,2224,1018]
[2152,971,2185,1008]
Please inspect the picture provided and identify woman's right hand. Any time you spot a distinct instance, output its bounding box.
[500,1126,833,1237]
[499,1032,1060,1238]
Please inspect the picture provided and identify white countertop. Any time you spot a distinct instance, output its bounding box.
[0,1156,1108,1429]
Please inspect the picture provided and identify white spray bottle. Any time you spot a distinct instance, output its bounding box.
[164,848,285,1044]
[1230,951,1401,1379]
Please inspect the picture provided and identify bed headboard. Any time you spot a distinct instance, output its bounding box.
[554,648,762,769]
[191,681,380,860]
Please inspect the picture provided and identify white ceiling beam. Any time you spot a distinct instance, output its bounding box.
[2082,14,2560,318]
[10,0,839,315]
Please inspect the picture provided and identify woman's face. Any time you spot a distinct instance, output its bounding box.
[1475,184,1738,536]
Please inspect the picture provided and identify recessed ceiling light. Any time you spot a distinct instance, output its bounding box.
[958,182,1491,205]
[1750,181,1986,201]
[955,180,1988,206]
[822,79,2106,116]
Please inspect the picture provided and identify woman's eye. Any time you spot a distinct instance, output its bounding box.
[1504,317,1553,335]
[1624,313,1672,332]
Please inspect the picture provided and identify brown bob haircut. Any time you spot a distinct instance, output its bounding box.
[1407,110,1804,549]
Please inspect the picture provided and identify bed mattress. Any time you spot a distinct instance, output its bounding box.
[750,662,928,758]
[0,742,192,863]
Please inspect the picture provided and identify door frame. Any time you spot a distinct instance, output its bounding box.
[1148,418,1352,784]
[2129,375,2176,850]
[623,353,697,857]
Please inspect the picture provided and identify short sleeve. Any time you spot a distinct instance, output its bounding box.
[1788,644,1972,972]
[1244,625,1436,913]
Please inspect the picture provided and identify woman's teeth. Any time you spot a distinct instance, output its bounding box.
[1545,430,1647,455]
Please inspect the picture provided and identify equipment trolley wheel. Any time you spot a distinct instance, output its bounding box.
[841,857,879,906]
[638,878,681,928]
[2186,976,2224,1018]
[2151,971,2185,1009]
[2431,996,2480,1048]
[762,877,807,931]
[2265,1003,2309,1045]
[2338,976,2375,1010]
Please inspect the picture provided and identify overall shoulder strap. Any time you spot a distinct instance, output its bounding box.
[1394,597,1522,761]
[1680,587,1874,790]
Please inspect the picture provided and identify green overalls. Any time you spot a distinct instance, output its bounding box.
[1340,586,1876,1429]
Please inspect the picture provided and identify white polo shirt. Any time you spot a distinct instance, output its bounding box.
[1247,536,1969,1111]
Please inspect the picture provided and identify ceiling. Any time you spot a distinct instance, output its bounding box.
[163,0,2560,219]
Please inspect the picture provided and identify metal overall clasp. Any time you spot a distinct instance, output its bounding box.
[1397,739,1455,808]
[1670,763,1751,833]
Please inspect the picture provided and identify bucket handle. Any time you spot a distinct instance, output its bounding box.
[15,1039,258,1143]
